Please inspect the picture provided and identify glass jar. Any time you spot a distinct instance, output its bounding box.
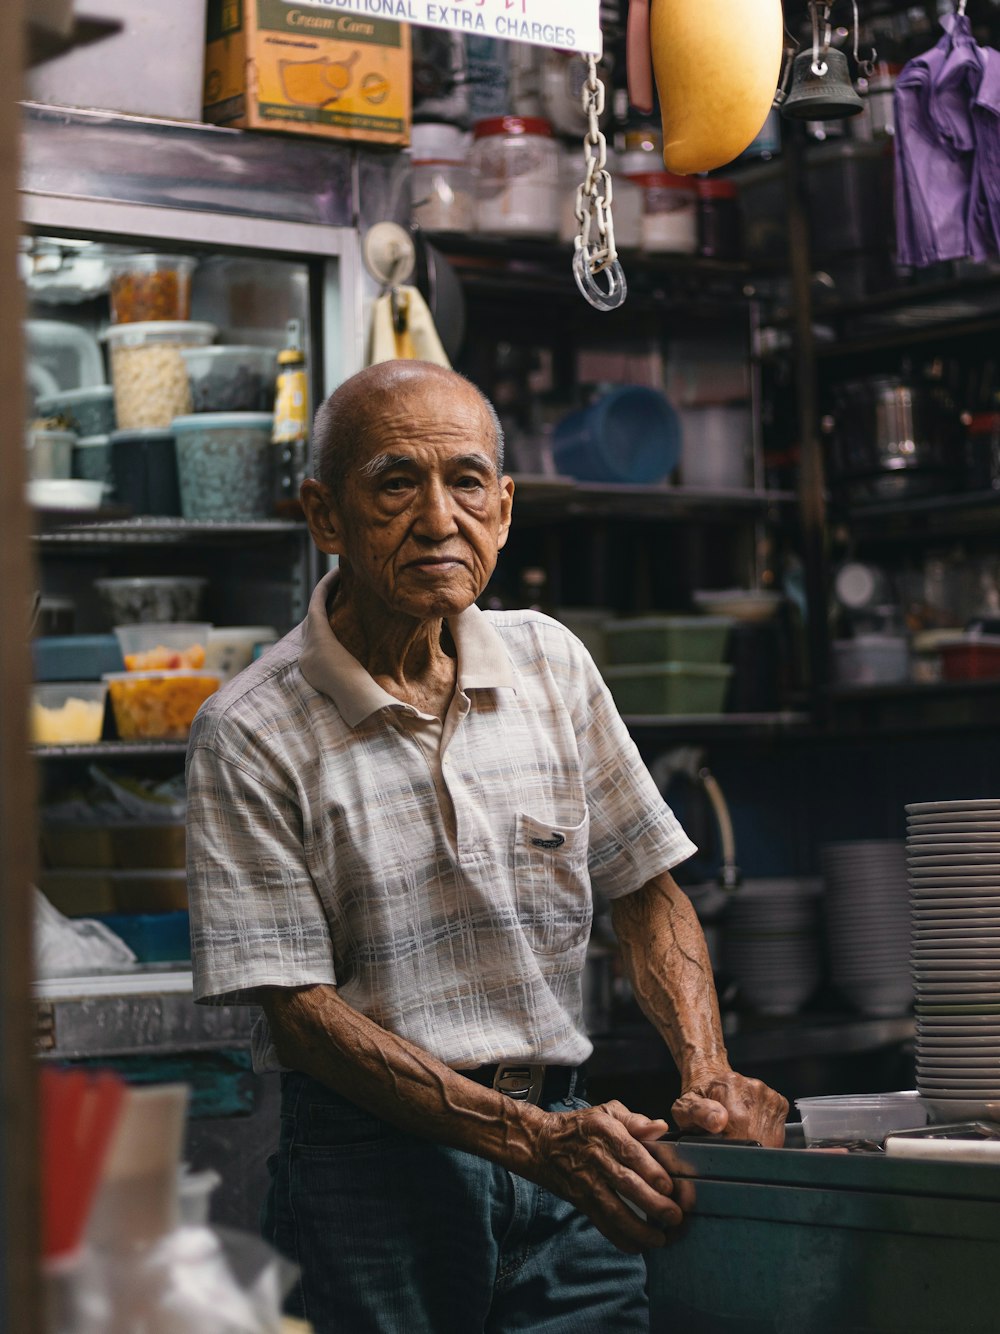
[472,116,560,240]
[411,123,475,235]
[635,173,697,254]
[696,178,741,260]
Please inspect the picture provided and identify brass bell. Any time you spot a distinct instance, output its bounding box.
[781,44,864,120]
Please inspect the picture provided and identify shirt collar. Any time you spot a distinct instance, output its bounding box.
[298,569,515,726]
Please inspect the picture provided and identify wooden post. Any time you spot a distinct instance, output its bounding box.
[0,2,42,1330]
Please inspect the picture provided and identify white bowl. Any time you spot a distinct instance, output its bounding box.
[28,478,103,510]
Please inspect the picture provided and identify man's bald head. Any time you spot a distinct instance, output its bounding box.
[311,361,505,497]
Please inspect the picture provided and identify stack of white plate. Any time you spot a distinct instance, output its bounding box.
[907,799,1000,1121]
[821,841,913,1016]
[721,878,823,1017]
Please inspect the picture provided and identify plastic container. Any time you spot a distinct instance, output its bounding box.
[33,636,124,682]
[171,412,274,521]
[179,346,277,413]
[939,636,1000,681]
[693,589,784,623]
[114,623,210,672]
[110,428,181,517]
[37,385,116,437]
[31,683,108,745]
[832,636,910,686]
[95,577,206,626]
[678,405,751,489]
[205,626,279,681]
[604,616,734,667]
[552,388,681,485]
[25,319,105,395]
[109,255,196,324]
[26,428,74,481]
[28,479,103,510]
[104,670,221,741]
[634,173,698,254]
[94,912,191,964]
[472,116,560,240]
[103,321,216,431]
[602,662,733,715]
[72,435,113,493]
[794,1091,928,1147]
[696,178,741,260]
[411,123,475,234]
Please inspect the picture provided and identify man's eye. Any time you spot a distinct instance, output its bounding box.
[382,477,411,493]
[456,476,485,489]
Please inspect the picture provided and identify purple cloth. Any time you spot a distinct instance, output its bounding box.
[894,15,999,266]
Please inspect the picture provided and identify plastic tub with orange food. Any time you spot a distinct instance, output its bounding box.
[103,669,222,740]
[113,622,211,672]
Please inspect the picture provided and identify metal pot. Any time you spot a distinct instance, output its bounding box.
[825,376,962,500]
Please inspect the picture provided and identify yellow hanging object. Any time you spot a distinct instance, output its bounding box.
[649,0,783,175]
[368,287,450,369]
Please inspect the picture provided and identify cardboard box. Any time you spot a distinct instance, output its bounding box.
[204,0,410,145]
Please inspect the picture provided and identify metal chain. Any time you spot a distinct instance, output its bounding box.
[572,52,627,311]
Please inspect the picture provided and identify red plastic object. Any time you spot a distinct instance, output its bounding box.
[940,638,1000,681]
[41,1067,126,1259]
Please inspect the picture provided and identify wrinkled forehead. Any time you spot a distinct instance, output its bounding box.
[354,378,497,469]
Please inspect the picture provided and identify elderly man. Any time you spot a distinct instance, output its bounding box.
[187,360,786,1334]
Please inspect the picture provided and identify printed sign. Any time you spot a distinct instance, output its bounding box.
[282,0,602,53]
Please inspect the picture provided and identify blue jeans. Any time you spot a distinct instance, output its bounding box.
[262,1071,650,1334]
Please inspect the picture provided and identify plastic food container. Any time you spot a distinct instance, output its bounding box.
[109,254,196,324]
[472,116,560,240]
[693,589,784,622]
[94,911,191,963]
[552,387,681,485]
[205,626,279,681]
[110,428,181,517]
[604,616,734,667]
[37,385,116,437]
[634,172,698,254]
[26,427,75,481]
[171,412,274,521]
[27,479,103,510]
[95,577,207,626]
[832,636,910,686]
[602,662,733,715]
[794,1091,928,1147]
[33,635,124,682]
[179,346,277,413]
[73,435,113,493]
[939,635,1000,681]
[104,669,221,740]
[678,404,751,490]
[113,622,211,672]
[31,682,108,745]
[696,178,741,260]
[104,321,216,431]
[411,123,475,234]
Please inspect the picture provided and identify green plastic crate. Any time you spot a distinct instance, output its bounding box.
[603,661,733,715]
[603,616,734,666]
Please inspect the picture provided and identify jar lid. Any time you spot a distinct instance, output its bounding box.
[170,413,275,430]
[102,320,217,347]
[411,122,470,161]
[473,116,554,139]
[696,178,738,200]
[631,172,696,190]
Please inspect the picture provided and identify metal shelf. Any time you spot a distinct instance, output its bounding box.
[35,515,307,548]
[625,711,811,739]
[510,476,796,522]
[34,740,188,761]
[842,489,1000,544]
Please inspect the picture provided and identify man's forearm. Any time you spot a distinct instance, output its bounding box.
[262,983,544,1173]
[610,871,730,1084]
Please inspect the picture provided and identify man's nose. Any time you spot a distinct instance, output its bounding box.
[413,478,459,538]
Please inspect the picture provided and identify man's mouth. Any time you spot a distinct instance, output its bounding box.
[407,556,464,570]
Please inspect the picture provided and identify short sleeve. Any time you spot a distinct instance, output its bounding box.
[574,650,697,898]
[186,743,337,1006]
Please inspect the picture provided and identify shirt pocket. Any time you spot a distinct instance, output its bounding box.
[514,810,592,956]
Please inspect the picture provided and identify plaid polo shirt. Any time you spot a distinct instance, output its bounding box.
[186,571,696,1072]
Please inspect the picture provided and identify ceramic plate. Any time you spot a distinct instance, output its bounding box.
[908,830,1000,841]
[917,1013,1000,1027]
[908,819,1000,833]
[922,1096,1000,1120]
[916,1035,1000,1047]
[908,849,1000,863]
[907,801,1000,816]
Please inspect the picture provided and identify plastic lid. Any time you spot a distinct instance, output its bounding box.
[103,669,223,681]
[76,435,111,447]
[473,116,553,139]
[37,385,113,403]
[110,428,175,442]
[170,412,274,430]
[411,122,470,161]
[276,349,304,366]
[102,320,217,347]
[179,344,278,361]
[696,178,738,199]
[109,254,197,273]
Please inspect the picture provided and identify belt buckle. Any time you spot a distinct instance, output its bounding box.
[493,1063,546,1105]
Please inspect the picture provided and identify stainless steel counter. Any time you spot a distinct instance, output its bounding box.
[647,1137,1000,1333]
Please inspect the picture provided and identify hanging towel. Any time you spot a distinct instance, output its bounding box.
[367,287,451,368]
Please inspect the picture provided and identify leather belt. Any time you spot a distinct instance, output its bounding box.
[461,1062,584,1106]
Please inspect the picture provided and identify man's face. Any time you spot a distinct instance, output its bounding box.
[317,380,514,622]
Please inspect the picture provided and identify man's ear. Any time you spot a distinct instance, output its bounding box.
[300,478,346,556]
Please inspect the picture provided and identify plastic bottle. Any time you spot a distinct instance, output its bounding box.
[271,319,309,518]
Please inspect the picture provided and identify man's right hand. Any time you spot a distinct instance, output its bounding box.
[529,1100,691,1253]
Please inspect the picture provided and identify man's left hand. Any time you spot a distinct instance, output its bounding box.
[671,1069,788,1147]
